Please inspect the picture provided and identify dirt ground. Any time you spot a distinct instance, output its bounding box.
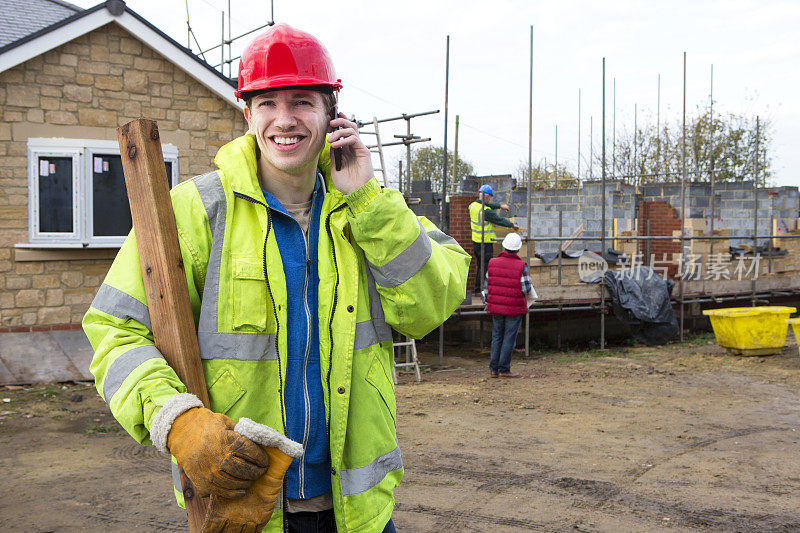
[2,332,800,532]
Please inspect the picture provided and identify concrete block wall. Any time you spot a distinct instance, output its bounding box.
[455,177,800,259]
[407,179,442,228]
[642,181,800,246]
[0,23,247,330]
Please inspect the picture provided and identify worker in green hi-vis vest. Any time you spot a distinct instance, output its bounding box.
[469,184,519,294]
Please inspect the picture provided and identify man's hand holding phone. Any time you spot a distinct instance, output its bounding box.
[328,111,373,195]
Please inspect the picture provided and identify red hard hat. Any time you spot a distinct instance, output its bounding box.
[235,23,342,100]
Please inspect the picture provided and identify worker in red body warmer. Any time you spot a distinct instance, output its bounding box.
[482,232,534,378]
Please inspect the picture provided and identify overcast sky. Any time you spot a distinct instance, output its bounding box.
[71,0,800,188]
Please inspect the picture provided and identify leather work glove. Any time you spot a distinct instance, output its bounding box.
[167,408,270,499]
[201,418,304,533]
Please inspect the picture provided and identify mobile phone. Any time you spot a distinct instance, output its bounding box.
[331,105,342,171]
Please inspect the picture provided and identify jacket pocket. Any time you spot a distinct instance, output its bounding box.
[232,255,267,332]
[208,368,246,415]
[365,352,396,428]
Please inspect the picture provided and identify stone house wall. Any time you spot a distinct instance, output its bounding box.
[0,22,247,331]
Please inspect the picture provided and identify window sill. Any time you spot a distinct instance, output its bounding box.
[13,244,120,262]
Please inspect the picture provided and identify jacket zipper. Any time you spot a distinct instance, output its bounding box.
[298,188,317,498]
[324,203,347,437]
[233,191,286,432]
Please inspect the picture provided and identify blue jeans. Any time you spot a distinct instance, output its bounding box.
[490,314,523,374]
[286,509,395,532]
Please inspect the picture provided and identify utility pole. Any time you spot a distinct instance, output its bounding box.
[577,89,581,184]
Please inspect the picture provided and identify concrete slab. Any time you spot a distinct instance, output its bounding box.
[0,356,18,385]
[0,332,82,385]
[51,330,94,381]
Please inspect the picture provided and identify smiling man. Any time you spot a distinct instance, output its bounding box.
[83,24,470,533]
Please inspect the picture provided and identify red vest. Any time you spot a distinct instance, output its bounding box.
[487,251,527,315]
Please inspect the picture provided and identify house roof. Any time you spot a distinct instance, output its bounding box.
[0,0,82,48]
[0,0,242,109]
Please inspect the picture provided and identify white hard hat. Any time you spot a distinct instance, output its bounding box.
[502,232,522,251]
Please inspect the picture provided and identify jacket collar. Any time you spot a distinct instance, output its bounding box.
[215,133,345,208]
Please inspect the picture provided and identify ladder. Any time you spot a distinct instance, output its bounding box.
[391,334,421,384]
[359,117,389,187]
[359,116,421,382]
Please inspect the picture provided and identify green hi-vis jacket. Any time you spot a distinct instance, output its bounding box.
[469,200,496,243]
[82,134,470,532]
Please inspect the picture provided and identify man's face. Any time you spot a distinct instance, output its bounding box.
[244,89,330,178]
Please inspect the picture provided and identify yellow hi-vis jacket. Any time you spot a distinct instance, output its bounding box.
[82,134,470,532]
[469,200,495,243]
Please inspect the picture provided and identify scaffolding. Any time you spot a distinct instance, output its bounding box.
[433,44,790,358]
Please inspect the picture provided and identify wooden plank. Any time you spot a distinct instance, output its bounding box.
[560,224,583,251]
[117,119,209,531]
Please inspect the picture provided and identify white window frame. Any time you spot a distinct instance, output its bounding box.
[25,138,179,248]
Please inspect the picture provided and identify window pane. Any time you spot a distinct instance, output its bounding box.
[165,161,173,186]
[38,156,73,233]
[92,155,175,238]
[92,154,132,237]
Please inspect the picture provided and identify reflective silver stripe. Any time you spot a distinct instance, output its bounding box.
[355,259,393,351]
[90,283,152,330]
[102,345,163,403]
[193,173,279,363]
[340,444,403,497]
[367,221,431,288]
[354,320,392,351]
[427,229,459,248]
[171,461,182,492]
[198,331,278,361]
[194,172,229,357]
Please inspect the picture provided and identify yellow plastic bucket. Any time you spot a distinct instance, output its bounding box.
[786,318,800,354]
[702,306,796,356]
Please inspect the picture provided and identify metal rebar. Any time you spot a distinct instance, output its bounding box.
[480,194,486,350]
[227,0,231,78]
[709,64,716,257]
[442,35,450,234]
[679,51,687,341]
[578,89,582,184]
[752,116,760,306]
[657,74,661,181]
[601,57,606,350]
[612,78,616,181]
[526,24,533,358]
[557,210,563,350]
[439,36,450,367]
[452,115,460,205]
[405,117,412,194]
[590,116,593,180]
[634,103,638,187]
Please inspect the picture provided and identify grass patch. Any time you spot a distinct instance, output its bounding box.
[85,422,119,435]
[35,386,60,399]
[683,331,716,346]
